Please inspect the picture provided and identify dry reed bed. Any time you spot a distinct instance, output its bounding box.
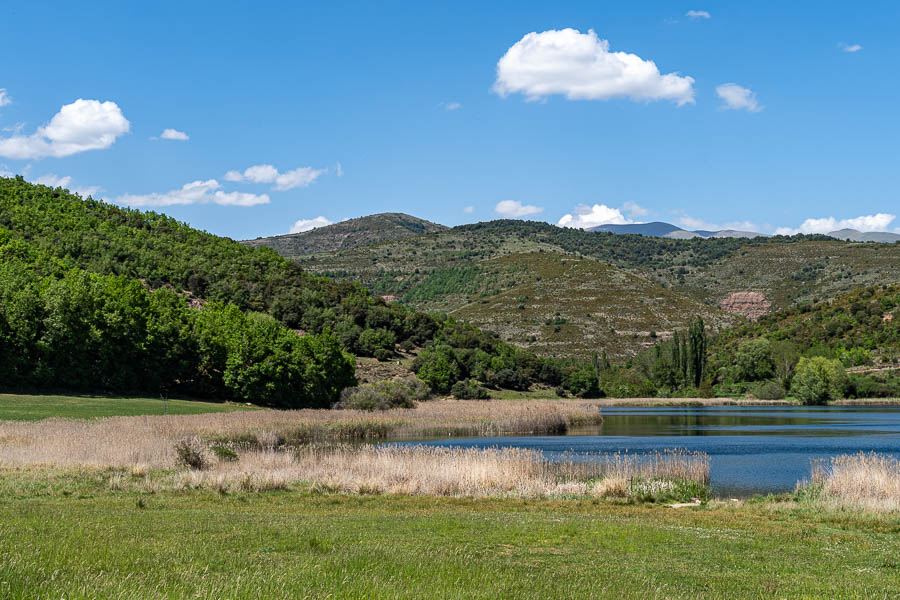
[806,452,900,511]
[139,446,711,498]
[0,400,601,469]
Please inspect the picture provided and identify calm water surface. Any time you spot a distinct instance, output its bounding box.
[401,406,900,497]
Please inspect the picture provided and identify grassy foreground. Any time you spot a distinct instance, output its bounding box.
[1,470,899,599]
[0,394,255,421]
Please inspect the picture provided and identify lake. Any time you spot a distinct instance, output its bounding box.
[400,406,900,497]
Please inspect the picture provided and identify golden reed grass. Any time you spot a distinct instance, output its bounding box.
[0,400,599,469]
[0,399,712,498]
[808,452,900,511]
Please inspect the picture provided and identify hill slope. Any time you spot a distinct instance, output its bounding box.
[243,213,447,256]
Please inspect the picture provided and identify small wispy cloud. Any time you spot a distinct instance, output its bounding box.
[115,179,269,207]
[686,10,711,19]
[839,42,862,53]
[159,128,189,141]
[0,89,11,108]
[716,83,763,112]
[495,200,543,218]
[225,164,326,191]
[31,173,101,197]
[290,216,332,233]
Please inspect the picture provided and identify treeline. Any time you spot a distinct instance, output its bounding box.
[0,261,355,406]
[0,177,572,402]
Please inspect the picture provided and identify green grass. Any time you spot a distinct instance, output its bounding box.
[0,394,256,421]
[1,469,899,598]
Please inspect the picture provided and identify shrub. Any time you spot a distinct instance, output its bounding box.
[174,437,209,470]
[334,377,430,410]
[374,348,394,362]
[563,366,600,398]
[753,380,786,400]
[210,445,239,462]
[791,357,848,404]
[486,368,530,391]
[451,379,490,400]
[357,328,396,357]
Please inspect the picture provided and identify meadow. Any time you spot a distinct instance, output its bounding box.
[0,393,254,420]
[3,398,900,597]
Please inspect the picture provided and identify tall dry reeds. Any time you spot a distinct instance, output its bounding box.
[807,452,900,511]
[0,400,601,470]
[131,445,712,499]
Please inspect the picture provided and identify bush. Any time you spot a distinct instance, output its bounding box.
[451,379,490,400]
[563,366,600,398]
[791,357,848,404]
[334,377,430,410]
[210,445,239,462]
[357,328,396,357]
[374,348,394,362]
[753,380,786,400]
[486,368,530,391]
[174,437,209,470]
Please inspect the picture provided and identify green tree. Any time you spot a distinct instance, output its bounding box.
[734,338,774,382]
[791,357,848,404]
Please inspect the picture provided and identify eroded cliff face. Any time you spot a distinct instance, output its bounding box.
[719,292,771,321]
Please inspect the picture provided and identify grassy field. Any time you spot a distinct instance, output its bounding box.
[1,470,899,599]
[0,394,255,421]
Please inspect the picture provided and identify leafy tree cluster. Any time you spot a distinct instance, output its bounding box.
[0,260,355,407]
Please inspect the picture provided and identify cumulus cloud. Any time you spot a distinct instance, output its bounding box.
[493,28,695,105]
[463,205,474,214]
[716,83,763,112]
[225,164,326,191]
[558,204,633,229]
[686,10,711,19]
[0,89,10,108]
[775,213,896,235]
[289,216,332,233]
[0,99,130,159]
[839,43,862,53]
[114,179,269,208]
[159,128,189,141]
[495,200,543,218]
[622,201,649,218]
[31,173,101,197]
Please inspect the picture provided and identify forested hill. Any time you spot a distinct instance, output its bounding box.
[244,212,447,257]
[0,177,577,404]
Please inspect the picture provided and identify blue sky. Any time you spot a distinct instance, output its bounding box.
[1,1,898,239]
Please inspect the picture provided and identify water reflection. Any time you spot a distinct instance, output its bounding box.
[401,406,900,497]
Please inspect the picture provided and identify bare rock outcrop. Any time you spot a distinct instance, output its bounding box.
[719,292,771,321]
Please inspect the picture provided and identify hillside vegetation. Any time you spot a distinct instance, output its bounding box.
[280,219,900,358]
[0,177,596,402]
[243,212,447,256]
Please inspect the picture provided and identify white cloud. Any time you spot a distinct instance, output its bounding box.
[839,43,862,53]
[677,213,759,232]
[558,203,632,229]
[289,216,332,233]
[335,162,343,177]
[493,28,695,106]
[715,83,763,112]
[0,89,11,108]
[686,10,711,19]
[495,200,543,218]
[31,173,102,197]
[0,99,130,159]
[225,164,326,191]
[775,213,896,235]
[0,164,12,177]
[114,179,269,208]
[463,205,474,214]
[159,128,189,141]
[622,201,649,218]
[445,102,462,110]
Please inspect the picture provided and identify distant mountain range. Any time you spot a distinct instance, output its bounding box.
[588,221,900,243]
[827,229,900,243]
[588,222,766,240]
